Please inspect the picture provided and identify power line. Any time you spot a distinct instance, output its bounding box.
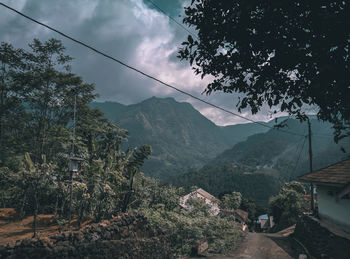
[292,136,307,177]
[280,135,307,181]
[0,2,305,137]
[313,133,334,139]
[144,1,315,143]
[144,0,199,41]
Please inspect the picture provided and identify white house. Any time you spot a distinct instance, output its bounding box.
[179,188,220,215]
[299,158,350,232]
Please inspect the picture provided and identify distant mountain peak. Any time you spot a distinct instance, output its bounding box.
[90,98,270,179]
[142,96,176,103]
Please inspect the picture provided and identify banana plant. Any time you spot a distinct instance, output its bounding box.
[121,145,152,212]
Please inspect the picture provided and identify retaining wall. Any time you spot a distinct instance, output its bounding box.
[0,212,172,259]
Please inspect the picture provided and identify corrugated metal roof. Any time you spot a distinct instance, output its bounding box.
[258,214,269,221]
[299,158,350,185]
[235,209,248,221]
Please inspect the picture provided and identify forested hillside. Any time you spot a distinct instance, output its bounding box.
[170,117,350,206]
[91,99,270,178]
[170,163,280,206]
[215,117,350,179]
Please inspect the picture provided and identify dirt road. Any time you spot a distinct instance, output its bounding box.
[208,232,296,259]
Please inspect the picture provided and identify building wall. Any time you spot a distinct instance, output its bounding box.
[317,185,350,231]
[260,219,268,229]
[179,191,220,215]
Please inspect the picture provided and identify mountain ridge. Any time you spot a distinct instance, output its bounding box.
[168,117,350,205]
[90,97,270,178]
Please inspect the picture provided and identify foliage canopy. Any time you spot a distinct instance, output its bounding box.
[269,181,309,230]
[0,38,242,256]
[179,0,350,139]
[0,38,151,232]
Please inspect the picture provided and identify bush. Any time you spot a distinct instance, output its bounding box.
[140,193,242,255]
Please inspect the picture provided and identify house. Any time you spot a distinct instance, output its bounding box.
[299,158,350,232]
[234,209,249,231]
[256,214,274,231]
[179,188,220,215]
[234,209,249,223]
[219,208,249,231]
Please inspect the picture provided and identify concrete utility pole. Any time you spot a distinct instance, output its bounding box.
[307,117,314,213]
[68,94,77,230]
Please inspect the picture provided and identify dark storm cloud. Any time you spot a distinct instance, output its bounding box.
[0,0,281,125]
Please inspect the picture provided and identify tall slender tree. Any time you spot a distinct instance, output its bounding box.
[21,38,97,162]
[0,43,28,166]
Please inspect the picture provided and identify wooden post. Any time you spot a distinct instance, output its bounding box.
[307,117,314,213]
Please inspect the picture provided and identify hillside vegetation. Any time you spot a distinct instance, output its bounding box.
[170,117,350,206]
[0,38,244,256]
[91,98,270,179]
[215,117,350,179]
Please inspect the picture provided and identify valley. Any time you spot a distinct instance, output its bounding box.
[91,97,270,179]
[92,98,350,206]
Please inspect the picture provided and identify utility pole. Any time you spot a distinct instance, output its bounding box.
[307,117,314,214]
[68,94,77,230]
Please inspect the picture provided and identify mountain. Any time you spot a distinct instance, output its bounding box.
[90,97,269,179]
[214,117,350,177]
[169,117,350,206]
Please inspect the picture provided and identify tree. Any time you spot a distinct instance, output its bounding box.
[0,38,157,233]
[239,197,256,229]
[269,181,308,230]
[178,1,350,140]
[21,38,97,162]
[21,153,54,237]
[0,43,29,167]
[139,180,242,255]
[281,181,306,195]
[121,145,152,212]
[220,191,242,210]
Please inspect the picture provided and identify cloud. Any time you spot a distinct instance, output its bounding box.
[0,0,281,126]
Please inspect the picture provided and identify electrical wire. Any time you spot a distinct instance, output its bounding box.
[144,0,347,177]
[291,136,308,178]
[146,1,338,141]
[144,0,199,41]
[0,2,306,137]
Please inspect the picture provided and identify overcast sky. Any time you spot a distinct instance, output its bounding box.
[0,0,287,125]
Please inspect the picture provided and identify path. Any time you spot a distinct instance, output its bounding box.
[207,232,296,259]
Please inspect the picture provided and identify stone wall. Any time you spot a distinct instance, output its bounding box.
[294,215,350,259]
[0,212,172,259]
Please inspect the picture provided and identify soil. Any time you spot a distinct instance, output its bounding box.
[0,208,90,246]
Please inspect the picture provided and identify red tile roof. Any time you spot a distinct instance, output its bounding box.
[299,158,350,185]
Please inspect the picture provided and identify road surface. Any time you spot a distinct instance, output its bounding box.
[207,232,296,259]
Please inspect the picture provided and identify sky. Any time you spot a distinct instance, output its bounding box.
[0,0,288,126]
